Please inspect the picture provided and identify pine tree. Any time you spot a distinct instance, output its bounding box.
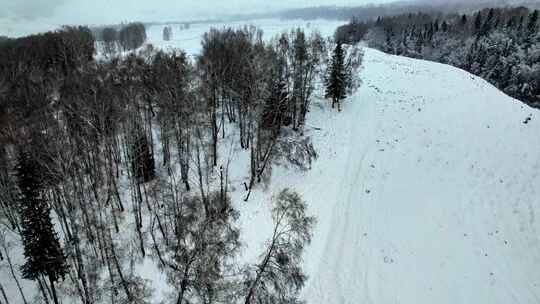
[415,31,424,54]
[441,21,448,32]
[474,12,483,34]
[523,10,539,46]
[325,42,347,112]
[16,150,68,304]
[479,9,495,36]
[527,10,539,38]
[460,14,468,27]
[131,130,155,183]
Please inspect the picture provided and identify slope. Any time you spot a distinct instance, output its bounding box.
[237,47,540,304]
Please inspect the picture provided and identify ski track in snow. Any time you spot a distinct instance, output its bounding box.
[288,48,540,304]
[237,47,540,304]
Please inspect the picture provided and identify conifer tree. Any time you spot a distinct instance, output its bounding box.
[16,150,67,304]
[527,10,539,38]
[474,12,483,34]
[131,129,155,183]
[441,21,448,32]
[460,14,468,27]
[325,41,347,112]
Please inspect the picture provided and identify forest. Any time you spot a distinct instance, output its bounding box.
[336,6,540,108]
[0,20,358,304]
[274,0,540,22]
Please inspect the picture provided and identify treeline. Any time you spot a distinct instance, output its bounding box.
[337,7,540,108]
[275,1,540,21]
[0,26,94,74]
[0,24,349,304]
[93,22,148,55]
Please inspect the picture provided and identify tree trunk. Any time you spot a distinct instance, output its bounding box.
[244,231,278,304]
[0,281,11,304]
[37,277,51,304]
[211,86,218,167]
[109,229,133,302]
[48,275,60,304]
[2,246,28,304]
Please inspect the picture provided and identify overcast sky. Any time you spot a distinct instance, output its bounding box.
[0,0,400,36]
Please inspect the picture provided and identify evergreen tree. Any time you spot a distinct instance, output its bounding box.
[325,42,347,112]
[474,12,483,34]
[131,129,155,183]
[441,21,448,32]
[479,9,495,36]
[527,10,539,39]
[415,31,424,54]
[16,150,68,304]
[460,14,468,27]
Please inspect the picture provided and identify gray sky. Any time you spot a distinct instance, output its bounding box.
[0,0,397,36]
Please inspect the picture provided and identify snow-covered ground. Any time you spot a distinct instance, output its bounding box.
[145,19,345,56]
[4,18,540,304]
[235,48,540,304]
[157,18,540,302]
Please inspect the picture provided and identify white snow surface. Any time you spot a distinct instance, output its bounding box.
[234,48,540,304]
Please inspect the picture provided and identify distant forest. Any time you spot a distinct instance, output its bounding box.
[337,6,540,108]
[274,0,540,22]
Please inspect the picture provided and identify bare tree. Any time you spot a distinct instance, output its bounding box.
[243,189,315,304]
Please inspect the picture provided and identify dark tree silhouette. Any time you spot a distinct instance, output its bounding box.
[102,27,118,55]
[119,22,147,51]
[16,149,68,304]
[325,42,348,112]
[163,26,173,41]
[131,127,155,183]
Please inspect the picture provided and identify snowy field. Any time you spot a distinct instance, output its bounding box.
[145,19,346,56]
[4,18,540,304]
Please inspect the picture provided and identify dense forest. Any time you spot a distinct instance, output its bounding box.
[337,6,540,108]
[0,21,358,304]
[273,0,540,21]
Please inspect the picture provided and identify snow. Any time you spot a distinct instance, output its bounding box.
[4,18,540,304]
[145,19,345,57]
[235,48,540,304]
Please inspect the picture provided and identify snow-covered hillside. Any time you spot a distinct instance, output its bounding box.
[146,20,540,303]
[235,48,540,303]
